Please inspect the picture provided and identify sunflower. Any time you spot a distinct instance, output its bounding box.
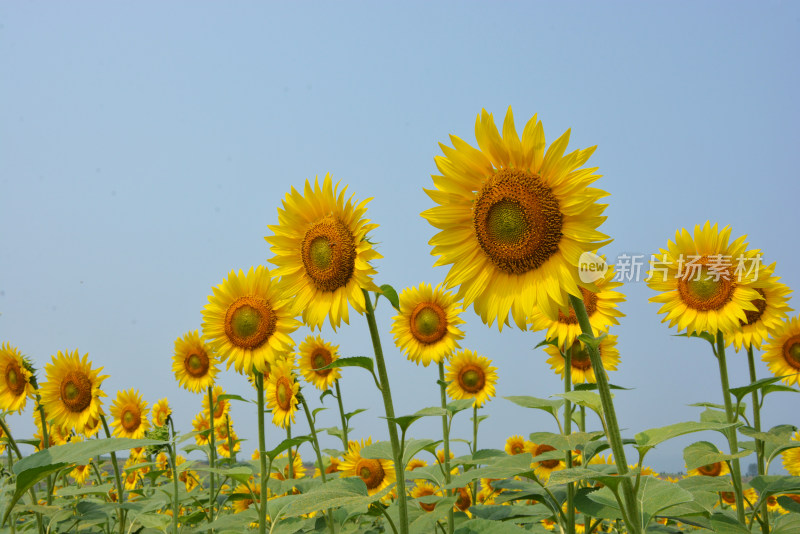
[151,398,171,427]
[528,442,564,482]
[33,416,70,449]
[726,264,792,351]
[411,482,442,512]
[203,385,230,424]
[505,435,531,456]
[266,357,299,428]
[445,350,498,407]
[271,452,306,480]
[39,350,107,434]
[340,438,396,496]
[70,463,92,485]
[232,480,261,513]
[82,414,102,438]
[647,222,774,335]
[201,265,299,374]
[529,261,625,346]
[762,316,800,386]
[314,456,341,478]
[173,330,219,392]
[0,343,35,413]
[266,174,382,330]
[718,488,758,509]
[422,108,611,329]
[391,283,466,367]
[687,460,730,478]
[406,458,428,472]
[543,335,620,384]
[781,430,800,476]
[217,429,240,458]
[297,336,341,391]
[109,389,150,439]
[454,486,472,514]
[192,411,211,445]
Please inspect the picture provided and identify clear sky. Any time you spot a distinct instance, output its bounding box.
[1,1,798,473]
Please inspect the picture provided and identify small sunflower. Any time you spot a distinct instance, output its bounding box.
[39,349,107,434]
[266,357,299,428]
[422,108,612,329]
[271,452,306,480]
[109,389,150,439]
[687,460,730,478]
[298,336,341,391]
[340,438,396,496]
[718,488,758,509]
[192,411,211,445]
[762,316,800,386]
[70,463,92,485]
[217,429,240,458]
[543,335,620,384]
[232,480,261,513]
[0,342,35,413]
[201,265,299,374]
[391,283,466,367]
[151,398,171,427]
[407,458,428,472]
[454,486,473,514]
[726,265,792,352]
[411,482,442,512]
[314,456,341,478]
[445,350,498,407]
[528,442,564,482]
[266,174,382,330]
[647,222,772,335]
[82,414,102,438]
[781,431,800,476]
[203,385,230,424]
[173,330,219,392]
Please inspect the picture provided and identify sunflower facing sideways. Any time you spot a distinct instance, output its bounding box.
[266,174,382,330]
[421,108,611,329]
[39,349,107,434]
[391,283,465,367]
[0,342,35,413]
[173,330,219,393]
[298,335,341,391]
[761,315,800,387]
[202,265,299,374]
[109,388,150,439]
[266,356,300,428]
[543,335,620,384]
[340,438,396,496]
[445,350,498,407]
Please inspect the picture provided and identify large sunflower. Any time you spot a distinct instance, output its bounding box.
[391,283,465,367]
[202,265,299,374]
[173,330,219,392]
[109,389,150,439]
[0,342,35,413]
[445,350,498,407]
[761,315,800,386]
[39,350,107,434]
[298,335,341,391]
[266,357,299,428]
[647,222,771,335]
[726,265,792,352]
[421,108,611,329]
[266,174,382,330]
[781,430,800,476]
[543,335,620,384]
[339,438,396,496]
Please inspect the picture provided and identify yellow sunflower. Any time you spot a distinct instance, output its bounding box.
[217,429,240,458]
[70,463,92,485]
[528,442,564,482]
[505,435,532,456]
[0,342,35,413]
[173,330,219,392]
[298,335,341,391]
[82,414,102,438]
[340,438,396,496]
[266,357,299,428]
[647,222,772,335]
[271,452,306,480]
[39,349,107,434]
[529,262,625,346]
[718,488,758,509]
[314,456,341,478]
[781,431,800,476]
[232,480,261,513]
[109,389,150,439]
[421,107,611,329]
[726,264,792,352]
[687,460,730,478]
[203,385,230,424]
[411,482,442,512]
[762,316,800,386]
[266,173,382,330]
[454,486,473,514]
[201,265,299,374]
[543,335,620,384]
[445,350,498,407]
[391,283,466,367]
[192,411,211,445]
[151,398,171,427]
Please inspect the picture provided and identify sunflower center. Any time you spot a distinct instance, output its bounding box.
[301,215,357,292]
[224,296,276,349]
[410,302,448,344]
[121,407,141,432]
[677,262,734,311]
[511,445,523,455]
[720,491,736,505]
[698,462,722,476]
[569,341,593,371]
[535,444,561,469]
[417,488,437,512]
[455,487,471,511]
[312,349,332,377]
[782,336,800,370]
[275,377,293,410]
[59,371,93,413]
[741,289,768,326]
[355,458,385,489]
[5,362,25,396]
[185,351,210,378]
[473,168,563,275]
[558,288,599,325]
[458,365,485,393]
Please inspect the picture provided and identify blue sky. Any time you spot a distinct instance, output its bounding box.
[1,1,798,473]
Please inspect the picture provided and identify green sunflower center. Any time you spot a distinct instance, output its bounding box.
[783,337,800,370]
[275,377,293,410]
[458,364,485,393]
[185,351,210,378]
[410,302,448,344]
[60,371,93,413]
[5,363,25,396]
[677,262,734,311]
[224,296,276,349]
[473,168,563,275]
[309,237,333,270]
[311,349,332,377]
[569,341,594,371]
[121,407,141,432]
[301,215,357,292]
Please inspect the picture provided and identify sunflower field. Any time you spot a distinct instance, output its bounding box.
[1,108,799,534]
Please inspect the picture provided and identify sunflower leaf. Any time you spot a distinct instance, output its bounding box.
[267,436,313,461]
[504,396,564,418]
[446,398,475,414]
[534,338,558,349]
[317,356,374,374]
[776,495,800,514]
[634,421,738,458]
[683,440,752,471]
[674,331,717,355]
[729,376,788,402]
[377,284,400,311]
[554,391,605,416]
[217,393,251,404]
[359,440,394,461]
[773,513,800,534]
[709,512,751,534]
[575,486,624,520]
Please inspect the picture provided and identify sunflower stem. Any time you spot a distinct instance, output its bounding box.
[363,289,409,534]
[563,344,575,534]
[471,405,479,501]
[34,401,54,506]
[255,371,268,534]
[438,362,455,534]
[286,424,294,480]
[568,294,639,534]
[206,386,217,527]
[0,417,44,534]
[167,419,180,534]
[299,393,336,534]
[334,380,349,449]
[225,414,236,465]
[716,332,746,524]
[747,345,769,534]
[100,414,126,534]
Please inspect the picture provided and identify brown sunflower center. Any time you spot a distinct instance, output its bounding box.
[59,371,93,413]
[741,288,768,326]
[275,376,293,411]
[511,445,524,455]
[410,302,448,344]
[455,487,472,511]
[417,487,437,512]
[677,261,735,311]
[697,462,722,476]
[782,336,800,370]
[121,406,142,432]
[311,349,333,377]
[224,296,276,349]
[5,362,26,396]
[534,444,561,469]
[472,168,563,275]
[558,288,599,325]
[185,351,210,378]
[458,364,485,393]
[301,215,357,292]
[325,463,339,474]
[355,458,385,489]
[569,341,593,371]
[720,491,736,505]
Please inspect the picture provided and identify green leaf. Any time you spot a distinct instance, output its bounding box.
[577,486,624,520]
[636,475,694,529]
[504,396,564,418]
[698,406,745,424]
[773,513,800,534]
[729,376,786,402]
[554,391,605,415]
[316,356,375,374]
[634,421,737,457]
[193,465,254,484]
[683,441,752,471]
[738,424,798,464]
[359,440,395,461]
[447,398,476,414]
[674,331,717,354]
[761,384,800,397]
[408,495,458,531]
[528,431,605,452]
[217,393,251,404]
[267,436,313,461]
[574,382,632,391]
[534,338,558,349]
[748,475,800,497]
[344,408,367,421]
[402,439,439,467]
[452,517,532,533]
[577,332,606,349]
[414,406,449,418]
[378,284,400,310]
[776,495,800,514]
[445,454,533,490]
[709,512,750,534]
[278,477,393,518]
[388,414,424,434]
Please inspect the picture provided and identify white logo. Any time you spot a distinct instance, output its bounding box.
[578,252,608,284]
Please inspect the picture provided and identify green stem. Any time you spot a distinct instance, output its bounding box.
[168,420,179,534]
[438,362,455,534]
[207,386,217,526]
[334,380,349,449]
[225,414,235,465]
[100,415,125,534]
[299,394,336,534]
[363,289,409,534]
[35,402,53,506]
[255,371,269,534]
[747,346,769,534]
[286,425,294,481]
[0,418,43,534]
[564,344,575,534]
[568,294,639,534]
[716,332,746,524]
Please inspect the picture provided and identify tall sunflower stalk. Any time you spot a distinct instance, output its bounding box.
[206,386,217,525]
[438,362,455,534]
[563,344,575,534]
[254,370,269,534]
[747,345,769,534]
